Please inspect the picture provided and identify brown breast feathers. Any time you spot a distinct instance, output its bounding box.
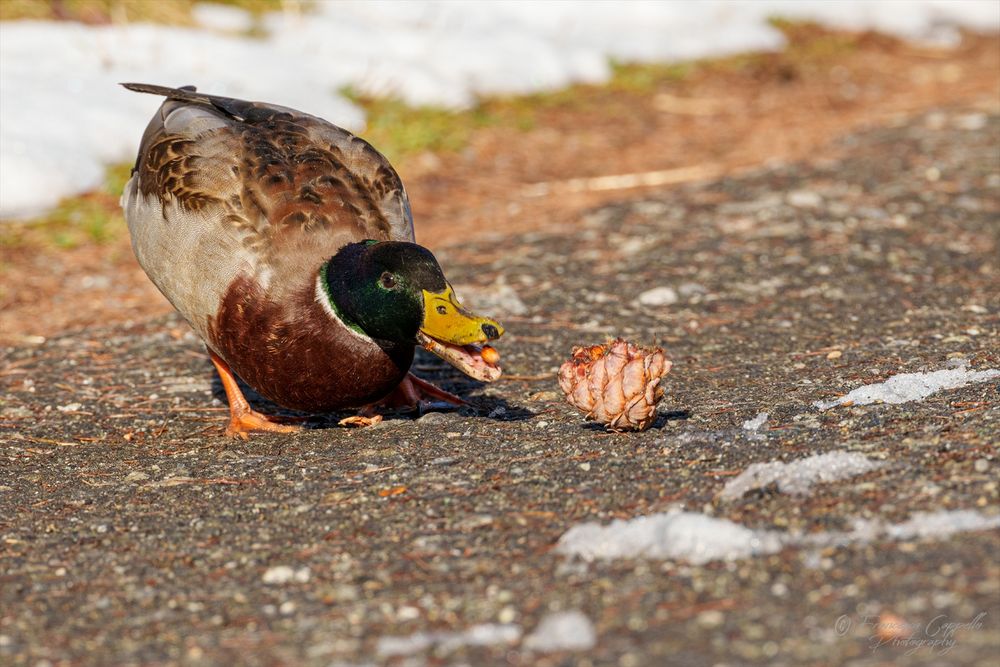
[206,275,413,413]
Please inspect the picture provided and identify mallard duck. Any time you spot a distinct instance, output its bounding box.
[120,83,503,437]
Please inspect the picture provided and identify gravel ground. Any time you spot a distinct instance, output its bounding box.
[2,111,998,666]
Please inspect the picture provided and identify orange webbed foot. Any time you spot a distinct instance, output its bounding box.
[225,410,303,439]
[337,414,384,428]
[338,373,466,427]
[209,349,303,439]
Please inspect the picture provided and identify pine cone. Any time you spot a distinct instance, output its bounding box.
[558,338,672,432]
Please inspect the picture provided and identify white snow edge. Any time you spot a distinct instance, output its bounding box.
[720,451,882,501]
[523,610,597,652]
[2,0,999,218]
[742,412,769,431]
[556,508,1000,564]
[376,622,521,657]
[814,365,1000,410]
[376,611,598,656]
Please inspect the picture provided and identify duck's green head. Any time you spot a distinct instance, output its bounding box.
[322,240,504,381]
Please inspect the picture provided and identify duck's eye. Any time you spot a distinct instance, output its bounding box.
[436,305,448,315]
[379,272,397,289]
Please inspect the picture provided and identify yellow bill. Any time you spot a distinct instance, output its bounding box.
[417,284,504,382]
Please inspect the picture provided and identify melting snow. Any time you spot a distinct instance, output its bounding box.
[814,365,999,410]
[871,510,1000,541]
[191,3,255,33]
[523,610,597,652]
[742,412,769,431]
[376,623,521,657]
[802,510,1000,554]
[720,451,882,501]
[555,509,786,564]
[557,508,1000,564]
[1,1,997,217]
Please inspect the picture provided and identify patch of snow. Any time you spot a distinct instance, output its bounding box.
[720,451,882,501]
[678,282,708,298]
[555,509,785,564]
[803,510,1000,555]
[759,0,1000,46]
[814,365,1000,410]
[786,190,822,208]
[523,610,597,652]
[191,3,254,34]
[2,1,997,217]
[880,510,1000,540]
[376,623,521,657]
[0,21,365,218]
[742,412,769,431]
[375,634,432,657]
[558,508,1000,565]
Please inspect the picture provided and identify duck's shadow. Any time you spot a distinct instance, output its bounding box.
[578,408,691,433]
[207,349,534,430]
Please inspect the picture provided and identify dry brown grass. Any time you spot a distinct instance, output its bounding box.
[0,0,286,25]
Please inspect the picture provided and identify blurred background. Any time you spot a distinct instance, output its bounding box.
[1,0,997,345]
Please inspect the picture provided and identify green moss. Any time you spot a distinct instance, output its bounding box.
[768,16,860,62]
[344,92,483,161]
[609,60,692,93]
[346,64,698,162]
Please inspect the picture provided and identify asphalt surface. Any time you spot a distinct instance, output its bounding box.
[2,110,999,666]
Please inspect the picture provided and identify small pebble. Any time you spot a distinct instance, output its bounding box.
[397,605,420,621]
[786,190,822,208]
[262,566,294,584]
[430,456,460,466]
[636,286,678,307]
[954,112,987,131]
[262,565,310,585]
[418,411,447,424]
[697,609,725,628]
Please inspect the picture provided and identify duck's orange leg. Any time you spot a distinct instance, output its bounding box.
[337,373,466,427]
[209,350,302,439]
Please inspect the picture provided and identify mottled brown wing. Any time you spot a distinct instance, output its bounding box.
[296,114,415,244]
[128,84,415,255]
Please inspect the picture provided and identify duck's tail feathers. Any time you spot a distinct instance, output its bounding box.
[120,83,249,121]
